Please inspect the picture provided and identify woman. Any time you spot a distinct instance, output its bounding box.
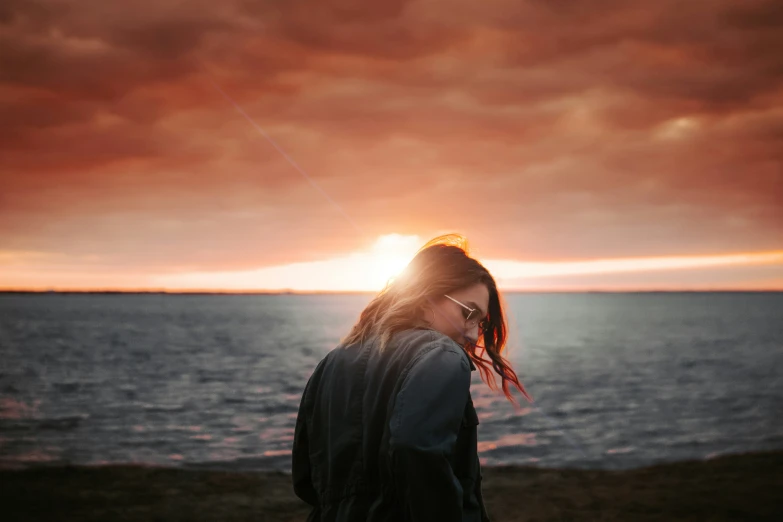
[292,235,530,522]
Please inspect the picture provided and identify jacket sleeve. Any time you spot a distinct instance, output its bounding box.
[292,373,318,507]
[388,342,471,521]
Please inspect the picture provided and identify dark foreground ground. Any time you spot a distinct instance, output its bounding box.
[1,451,781,521]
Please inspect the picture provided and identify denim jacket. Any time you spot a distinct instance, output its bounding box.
[292,328,490,522]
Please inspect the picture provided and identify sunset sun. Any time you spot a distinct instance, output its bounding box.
[365,234,421,289]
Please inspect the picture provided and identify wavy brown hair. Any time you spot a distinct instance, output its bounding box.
[341,234,532,406]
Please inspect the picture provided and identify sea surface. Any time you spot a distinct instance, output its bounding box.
[1,292,781,471]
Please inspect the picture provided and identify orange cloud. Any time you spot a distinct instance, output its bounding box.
[0,1,781,289]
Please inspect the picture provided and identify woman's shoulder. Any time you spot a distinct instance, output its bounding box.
[394,328,471,373]
[392,327,458,351]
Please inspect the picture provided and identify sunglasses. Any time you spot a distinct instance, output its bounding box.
[443,294,491,333]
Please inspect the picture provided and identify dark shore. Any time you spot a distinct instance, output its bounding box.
[1,451,780,521]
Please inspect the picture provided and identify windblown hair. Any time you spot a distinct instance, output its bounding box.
[341,234,531,406]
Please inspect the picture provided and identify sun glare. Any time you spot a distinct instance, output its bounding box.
[366,234,421,288]
[121,243,783,293]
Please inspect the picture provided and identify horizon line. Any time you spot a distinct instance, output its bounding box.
[2,288,782,295]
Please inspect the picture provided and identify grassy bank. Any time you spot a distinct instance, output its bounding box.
[1,451,781,521]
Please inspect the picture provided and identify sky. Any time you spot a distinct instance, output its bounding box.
[1,0,781,292]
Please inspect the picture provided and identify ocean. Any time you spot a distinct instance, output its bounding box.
[1,292,781,472]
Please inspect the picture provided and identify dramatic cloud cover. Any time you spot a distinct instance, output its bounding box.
[1,0,781,290]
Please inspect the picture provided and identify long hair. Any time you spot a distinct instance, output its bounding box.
[341,234,532,406]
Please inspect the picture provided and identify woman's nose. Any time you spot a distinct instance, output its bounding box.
[464,323,480,343]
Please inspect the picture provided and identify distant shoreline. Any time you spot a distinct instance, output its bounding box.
[1,450,780,521]
[2,289,782,295]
